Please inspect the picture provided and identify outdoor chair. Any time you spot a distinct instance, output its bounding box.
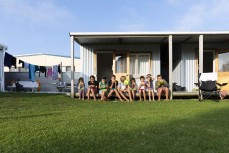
[195,73,227,102]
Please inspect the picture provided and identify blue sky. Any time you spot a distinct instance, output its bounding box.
[1,0,229,57]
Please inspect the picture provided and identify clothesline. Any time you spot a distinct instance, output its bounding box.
[4,52,62,82]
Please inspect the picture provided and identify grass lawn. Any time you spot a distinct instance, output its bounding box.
[0,93,229,153]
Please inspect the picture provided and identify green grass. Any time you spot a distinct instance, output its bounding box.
[1,93,229,153]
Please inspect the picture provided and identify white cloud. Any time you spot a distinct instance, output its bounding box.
[0,0,74,28]
[176,0,229,30]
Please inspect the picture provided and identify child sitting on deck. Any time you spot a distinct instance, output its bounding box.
[129,78,138,101]
[78,77,85,100]
[107,75,123,101]
[87,75,98,101]
[99,76,108,101]
[138,76,146,101]
[146,74,155,101]
[155,75,169,101]
[118,76,132,102]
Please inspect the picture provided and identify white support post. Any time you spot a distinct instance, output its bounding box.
[169,35,173,100]
[199,35,204,74]
[70,36,75,98]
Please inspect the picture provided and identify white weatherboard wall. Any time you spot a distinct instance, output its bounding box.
[80,46,94,89]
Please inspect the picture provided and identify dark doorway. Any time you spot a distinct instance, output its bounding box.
[160,44,169,81]
[97,53,113,81]
[203,51,214,73]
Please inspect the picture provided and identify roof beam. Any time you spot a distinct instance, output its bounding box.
[182,36,193,43]
[160,37,167,43]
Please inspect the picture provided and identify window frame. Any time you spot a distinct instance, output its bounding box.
[130,53,150,76]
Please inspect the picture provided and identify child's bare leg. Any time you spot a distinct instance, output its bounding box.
[107,90,114,98]
[79,91,81,100]
[165,88,169,100]
[128,90,132,101]
[91,89,96,101]
[139,91,142,101]
[143,90,146,101]
[87,89,90,100]
[158,88,162,101]
[132,91,135,100]
[100,92,104,100]
[148,90,151,101]
[114,89,123,101]
[118,89,129,101]
[152,90,155,101]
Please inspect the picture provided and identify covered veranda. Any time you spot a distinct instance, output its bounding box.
[69,31,229,99]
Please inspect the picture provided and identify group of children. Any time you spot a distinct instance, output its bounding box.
[77,74,169,101]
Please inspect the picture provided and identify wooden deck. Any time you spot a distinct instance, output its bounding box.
[73,91,199,98]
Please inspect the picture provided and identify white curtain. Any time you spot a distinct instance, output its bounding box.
[152,50,161,78]
[138,55,149,75]
[0,50,5,92]
[181,50,197,92]
[115,54,127,73]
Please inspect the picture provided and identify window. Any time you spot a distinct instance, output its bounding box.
[218,52,229,72]
[61,67,66,72]
[130,54,150,75]
[66,66,71,72]
[66,66,75,72]
[115,54,127,73]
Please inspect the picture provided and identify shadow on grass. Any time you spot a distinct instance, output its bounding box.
[0,112,62,120]
[6,106,229,153]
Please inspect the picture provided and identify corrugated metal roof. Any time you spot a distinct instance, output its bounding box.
[70,31,229,45]
[70,31,229,37]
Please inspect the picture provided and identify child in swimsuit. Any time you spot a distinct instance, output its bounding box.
[78,77,85,100]
[138,76,146,101]
[146,74,155,101]
[99,76,108,101]
[129,78,138,101]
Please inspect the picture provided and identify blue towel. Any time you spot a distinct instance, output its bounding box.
[29,64,39,82]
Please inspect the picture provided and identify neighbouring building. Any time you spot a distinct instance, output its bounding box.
[4,53,81,72]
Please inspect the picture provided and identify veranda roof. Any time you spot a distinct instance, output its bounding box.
[70,31,229,45]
